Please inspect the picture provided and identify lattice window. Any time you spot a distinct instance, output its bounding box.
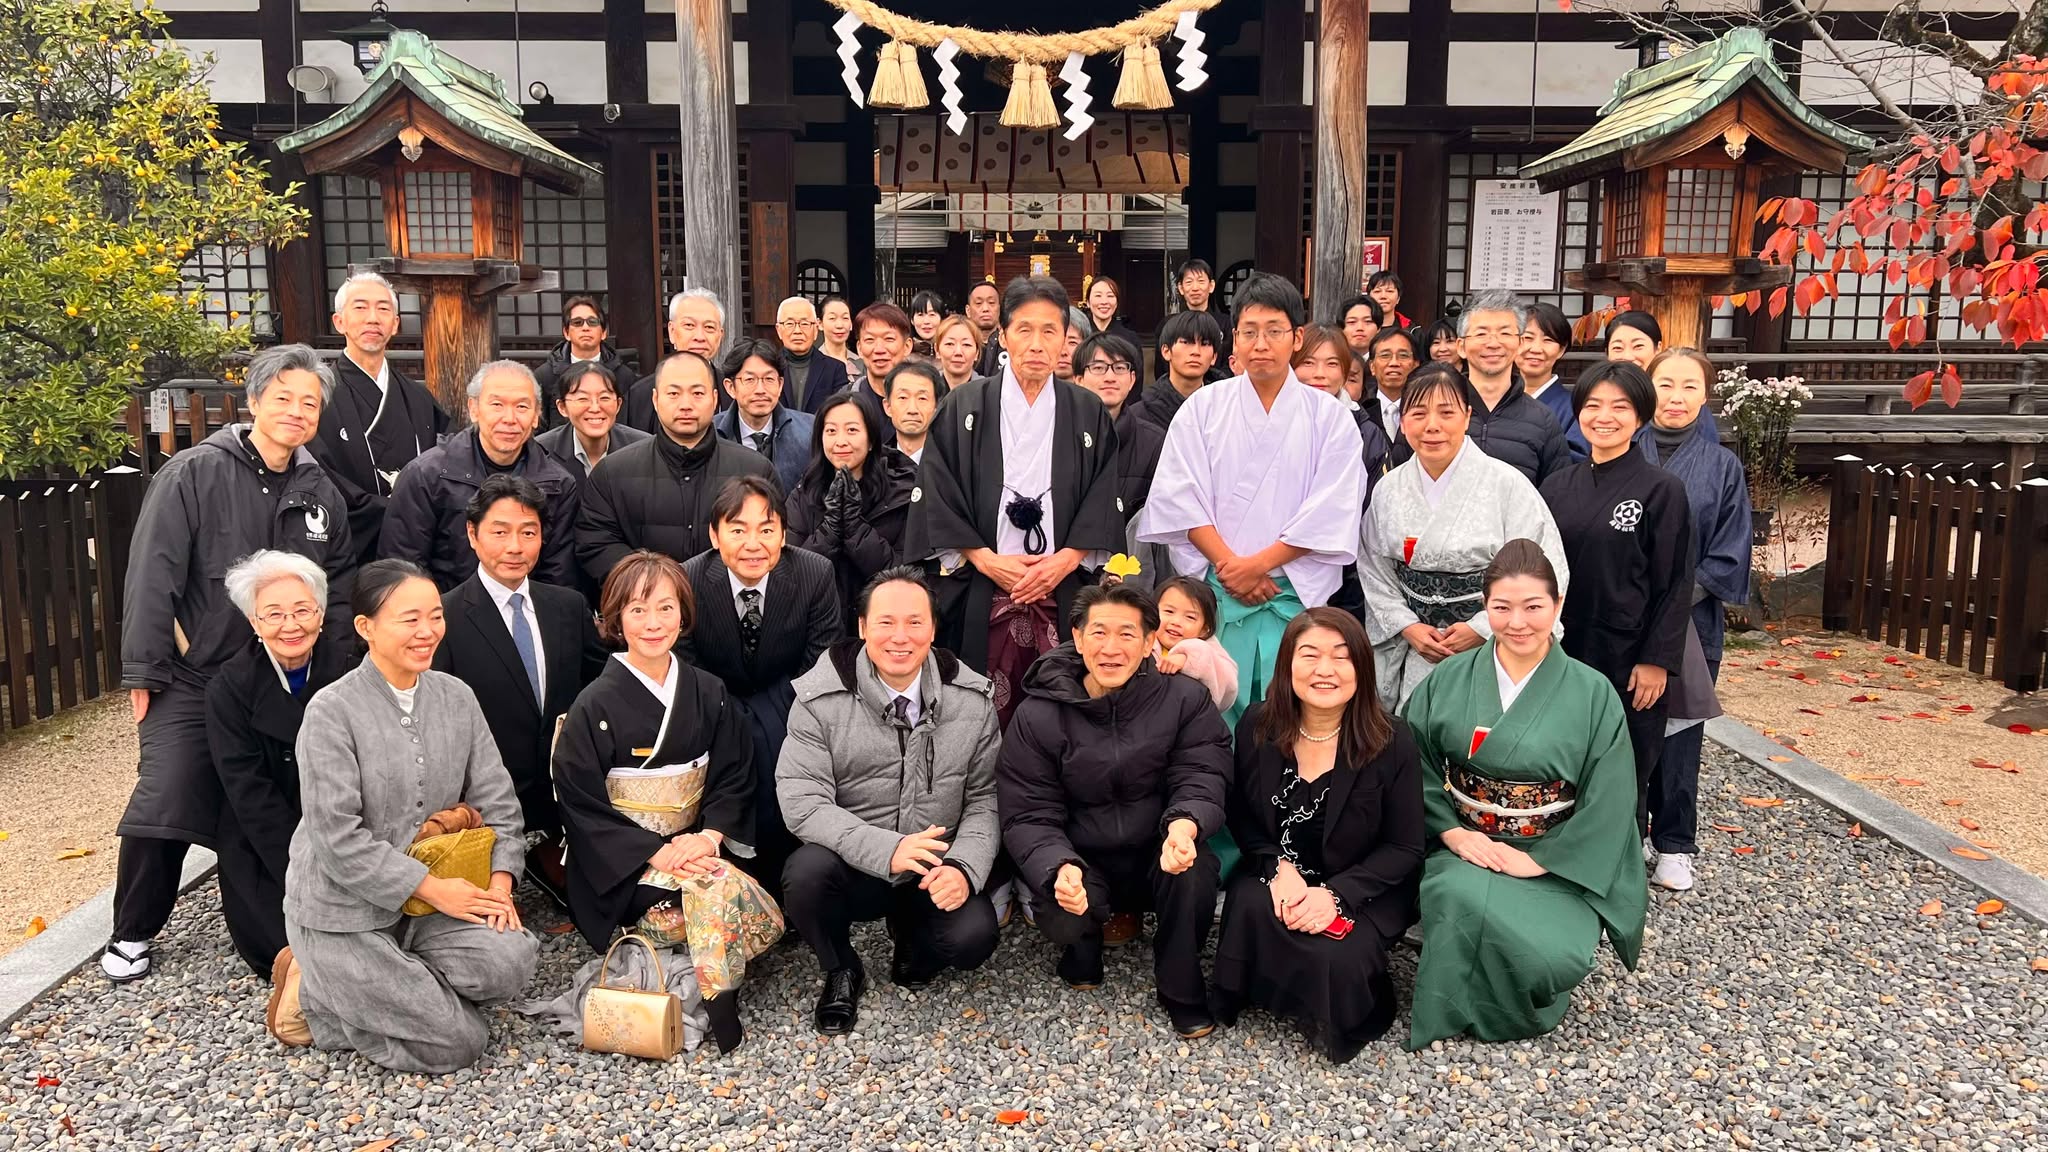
[318,174,420,339]
[1217,260,1256,316]
[795,260,846,305]
[402,169,474,254]
[1609,170,1646,257]
[1788,173,1941,344]
[499,178,610,342]
[1301,149,1400,257]
[652,143,753,327]
[1443,152,1606,323]
[1663,168,1736,255]
[183,243,276,340]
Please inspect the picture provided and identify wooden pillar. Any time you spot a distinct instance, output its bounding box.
[674,0,743,318]
[1254,0,1308,287]
[1646,280,1707,356]
[744,0,798,332]
[419,280,495,424]
[604,135,658,368]
[1311,0,1370,317]
[258,0,295,105]
[269,150,323,345]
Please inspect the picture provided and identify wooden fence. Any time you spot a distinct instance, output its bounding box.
[0,473,147,731]
[1822,455,2048,693]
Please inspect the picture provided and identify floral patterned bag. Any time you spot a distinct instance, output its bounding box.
[633,862,783,996]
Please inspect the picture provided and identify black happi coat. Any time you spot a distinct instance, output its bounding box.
[902,374,1126,672]
[1539,445,1696,687]
[551,656,756,952]
[309,356,449,564]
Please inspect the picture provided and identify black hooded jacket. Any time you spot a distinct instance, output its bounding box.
[996,644,1233,891]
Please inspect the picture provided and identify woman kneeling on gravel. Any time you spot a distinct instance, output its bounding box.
[266,560,538,1073]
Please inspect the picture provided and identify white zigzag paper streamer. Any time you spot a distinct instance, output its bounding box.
[1172,9,1209,92]
[833,11,865,108]
[934,38,966,134]
[1058,51,1094,141]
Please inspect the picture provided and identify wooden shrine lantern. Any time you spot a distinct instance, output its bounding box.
[278,29,600,415]
[1521,27,1873,351]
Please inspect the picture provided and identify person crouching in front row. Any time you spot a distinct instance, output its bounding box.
[775,566,1002,1035]
[266,560,537,1074]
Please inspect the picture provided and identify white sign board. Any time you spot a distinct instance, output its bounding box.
[1469,179,1561,292]
[147,389,172,435]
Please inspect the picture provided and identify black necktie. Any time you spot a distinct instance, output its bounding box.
[890,694,912,727]
[749,431,768,452]
[738,588,763,657]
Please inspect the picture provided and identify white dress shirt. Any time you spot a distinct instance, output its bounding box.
[736,410,774,449]
[728,568,768,619]
[1376,391,1402,440]
[883,670,924,726]
[480,571,547,702]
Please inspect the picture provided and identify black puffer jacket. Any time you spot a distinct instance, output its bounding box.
[1388,372,1570,487]
[785,449,918,634]
[378,427,582,591]
[996,644,1233,891]
[574,430,777,582]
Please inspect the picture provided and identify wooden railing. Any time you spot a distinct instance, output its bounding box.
[0,473,146,731]
[1821,454,2048,693]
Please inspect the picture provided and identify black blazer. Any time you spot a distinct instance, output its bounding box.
[205,633,355,885]
[1227,707,1426,942]
[433,573,609,830]
[677,547,842,699]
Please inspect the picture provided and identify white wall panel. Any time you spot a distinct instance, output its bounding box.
[178,39,266,104]
[1798,38,1994,106]
[1446,40,1636,106]
[650,39,749,104]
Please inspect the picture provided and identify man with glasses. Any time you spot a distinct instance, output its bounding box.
[714,337,815,493]
[1138,272,1365,724]
[1432,290,1570,485]
[535,296,639,432]
[774,296,851,415]
[1366,326,1419,448]
[1073,332,1165,524]
[537,361,651,481]
[628,288,729,431]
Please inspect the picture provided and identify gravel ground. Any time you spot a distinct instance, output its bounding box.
[0,698,135,956]
[1716,631,2048,879]
[4,746,2044,1151]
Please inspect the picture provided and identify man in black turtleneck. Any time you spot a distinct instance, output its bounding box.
[575,352,777,587]
[777,296,850,416]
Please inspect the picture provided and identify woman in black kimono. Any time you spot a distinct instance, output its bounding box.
[1212,607,1424,1062]
[206,551,353,977]
[1538,361,1695,840]
[785,394,917,633]
[551,550,760,1052]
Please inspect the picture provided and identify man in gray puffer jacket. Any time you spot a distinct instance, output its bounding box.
[776,566,1001,1036]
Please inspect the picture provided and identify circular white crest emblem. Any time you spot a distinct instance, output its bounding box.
[1610,499,1644,532]
[1083,431,1094,449]
[910,485,923,503]
[964,413,976,432]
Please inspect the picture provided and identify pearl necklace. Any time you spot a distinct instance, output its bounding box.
[1297,725,1341,743]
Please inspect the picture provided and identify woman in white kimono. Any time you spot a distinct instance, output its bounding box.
[1358,364,1568,710]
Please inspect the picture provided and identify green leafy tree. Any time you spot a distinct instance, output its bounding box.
[0,0,306,476]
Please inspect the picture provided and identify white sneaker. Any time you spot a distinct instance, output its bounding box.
[1651,853,1696,892]
[990,880,1014,928]
[100,939,151,982]
[1643,837,1659,868]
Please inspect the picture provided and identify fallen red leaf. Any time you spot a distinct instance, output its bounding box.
[1959,818,1982,831]
[58,1118,75,1137]
[1739,796,1786,808]
[1952,704,1975,713]
[2001,760,2022,774]
[1733,845,1757,855]
[1942,798,1966,807]
[1768,755,1793,763]
[2010,724,2035,734]
[1951,846,1993,861]
[1971,757,2000,770]
[1847,822,1864,838]
[35,1075,59,1088]
[1798,728,1817,737]
[1919,899,1943,915]
[1884,655,1904,665]
[1877,714,1903,722]
[2032,957,2048,973]
[1789,672,1811,682]
[1799,707,1825,716]
[1977,899,2006,915]
[1850,694,1881,703]
[23,916,45,938]
[1761,659,1781,668]
[996,1110,1029,1126]
[1910,712,1935,719]
[1710,822,1745,833]
[1780,637,1804,646]
[1812,650,1840,660]
[1894,778,1926,786]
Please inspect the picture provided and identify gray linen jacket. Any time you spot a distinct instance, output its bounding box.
[775,641,1000,889]
[286,659,528,932]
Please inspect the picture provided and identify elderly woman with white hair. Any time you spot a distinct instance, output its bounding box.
[206,550,353,977]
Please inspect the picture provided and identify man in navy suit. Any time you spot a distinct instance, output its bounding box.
[713,338,813,495]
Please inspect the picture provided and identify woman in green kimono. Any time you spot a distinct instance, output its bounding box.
[1403,538,1645,1048]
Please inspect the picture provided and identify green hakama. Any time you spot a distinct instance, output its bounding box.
[1207,570,1303,728]
[1402,642,1645,1048]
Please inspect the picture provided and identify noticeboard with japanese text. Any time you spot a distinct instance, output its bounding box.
[1469,179,1560,292]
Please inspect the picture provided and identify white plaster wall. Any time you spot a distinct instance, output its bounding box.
[649,39,751,104]
[435,39,609,105]
[1446,40,1638,107]
[1798,37,1997,106]
[793,210,847,280]
[176,38,266,104]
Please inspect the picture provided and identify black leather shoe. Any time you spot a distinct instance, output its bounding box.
[1057,944,1104,991]
[814,964,865,1035]
[890,946,939,990]
[1162,997,1218,1040]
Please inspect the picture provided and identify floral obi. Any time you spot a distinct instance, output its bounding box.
[1445,763,1576,838]
[1397,564,1485,631]
[607,753,709,841]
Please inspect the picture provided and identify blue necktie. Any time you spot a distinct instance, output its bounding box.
[508,592,542,705]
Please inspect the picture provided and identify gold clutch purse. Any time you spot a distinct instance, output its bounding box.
[399,826,497,917]
[582,932,683,1060]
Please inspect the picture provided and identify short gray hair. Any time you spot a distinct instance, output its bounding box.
[1457,291,1528,336]
[245,344,337,407]
[466,359,542,404]
[776,296,816,320]
[224,549,328,618]
[668,287,726,326]
[333,271,400,315]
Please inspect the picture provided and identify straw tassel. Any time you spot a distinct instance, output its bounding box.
[1000,60,1060,128]
[1113,40,1172,110]
[868,40,930,110]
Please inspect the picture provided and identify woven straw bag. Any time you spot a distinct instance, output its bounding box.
[399,826,497,917]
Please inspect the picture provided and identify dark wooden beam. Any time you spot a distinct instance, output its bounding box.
[844,108,877,305]
[674,0,744,315]
[604,135,659,369]
[1254,0,1308,283]
[744,0,796,327]
[1312,0,1370,315]
[269,148,323,345]
[1398,134,1448,320]
[606,0,648,104]
[257,0,295,106]
[1408,0,1450,107]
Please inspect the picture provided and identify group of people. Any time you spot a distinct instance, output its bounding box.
[109,256,1753,1073]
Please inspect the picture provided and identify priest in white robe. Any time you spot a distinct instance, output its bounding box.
[1358,364,1568,710]
[1137,272,1366,724]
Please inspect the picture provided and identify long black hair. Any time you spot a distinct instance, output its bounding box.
[798,393,890,506]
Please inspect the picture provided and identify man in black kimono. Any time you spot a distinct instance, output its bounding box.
[575,351,777,588]
[434,474,608,906]
[310,272,449,564]
[903,276,1124,724]
[679,475,841,902]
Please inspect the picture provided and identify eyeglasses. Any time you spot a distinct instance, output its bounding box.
[777,318,818,330]
[1372,349,1416,363]
[732,373,781,389]
[1081,360,1134,378]
[1233,325,1297,347]
[565,316,604,329]
[255,606,321,630]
